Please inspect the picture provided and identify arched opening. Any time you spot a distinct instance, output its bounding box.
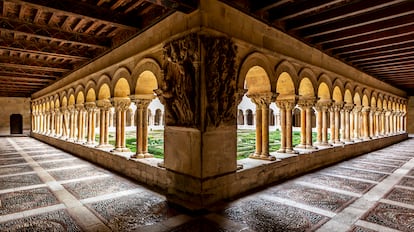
[297,77,317,149]
[238,65,275,160]
[10,114,23,134]
[132,70,163,158]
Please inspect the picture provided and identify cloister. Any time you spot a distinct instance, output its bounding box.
[1,1,413,229]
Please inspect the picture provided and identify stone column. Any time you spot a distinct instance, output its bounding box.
[112,97,131,152]
[333,103,343,144]
[362,107,370,140]
[249,92,276,160]
[353,106,362,141]
[315,100,331,147]
[76,104,86,143]
[243,112,248,126]
[96,99,113,148]
[130,95,153,158]
[381,110,385,136]
[329,107,335,144]
[50,110,55,136]
[296,98,315,150]
[369,108,376,138]
[85,102,97,145]
[342,104,353,143]
[60,107,68,140]
[276,97,297,154]
[67,106,75,141]
[54,109,60,137]
[375,109,381,137]
[314,105,322,145]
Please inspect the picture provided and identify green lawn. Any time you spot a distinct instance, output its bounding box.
[104,129,316,160]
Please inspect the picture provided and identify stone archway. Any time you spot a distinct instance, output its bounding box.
[10,114,23,134]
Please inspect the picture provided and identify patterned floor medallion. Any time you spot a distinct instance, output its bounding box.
[398,177,414,188]
[39,159,87,170]
[221,198,328,232]
[384,187,414,205]
[88,192,178,231]
[49,166,109,181]
[297,174,375,194]
[0,158,27,166]
[0,174,43,190]
[341,162,397,173]
[362,202,414,232]
[349,225,377,232]
[266,183,356,212]
[0,187,59,215]
[322,167,388,182]
[0,209,82,231]
[63,176,140,199]
[0,165,33,176]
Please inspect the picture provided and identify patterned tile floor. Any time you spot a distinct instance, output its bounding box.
[0,137,413,232]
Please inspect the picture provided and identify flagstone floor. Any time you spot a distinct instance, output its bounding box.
[0,137,413,231]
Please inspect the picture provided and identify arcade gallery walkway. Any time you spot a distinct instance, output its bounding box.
[0,136,413,231]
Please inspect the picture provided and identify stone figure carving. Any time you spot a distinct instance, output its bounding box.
[202,35,238,127]
[157,33,198,127]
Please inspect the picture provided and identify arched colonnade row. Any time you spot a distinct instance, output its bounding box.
[31,60,166,158]
[31,52,407,161]
[238,54,407,160]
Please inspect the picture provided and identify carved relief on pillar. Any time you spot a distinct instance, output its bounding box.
[248,92,275,108]
[84,102,96,112]
[202,35,238,128]
[157,33,199,127]
[96,99,112,110]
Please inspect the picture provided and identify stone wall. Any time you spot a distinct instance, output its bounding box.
[408,96,414,134]
[0,97,31,135]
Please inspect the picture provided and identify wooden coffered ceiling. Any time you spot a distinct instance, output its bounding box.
[221,0,414,95]
[0,0,197,97]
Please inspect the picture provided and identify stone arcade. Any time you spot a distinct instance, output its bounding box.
[26,1,411,211]
[0,0,413,226]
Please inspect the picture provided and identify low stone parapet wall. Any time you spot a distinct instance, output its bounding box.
[32,133,408,210]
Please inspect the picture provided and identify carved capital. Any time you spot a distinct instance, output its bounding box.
[343,103,354,112]
[96,99,112,110]
[248,92,276,107]
[297,98,315,109]
[276,99,296,110]
[75,104,84,112]
[132,98,152,110]
[84,102,97,112]
[314,100,331,112]
[112,97,131,112]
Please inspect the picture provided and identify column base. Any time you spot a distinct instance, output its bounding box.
[249,153,276,161]
[295,144,307,149]
[334,140,344,145]
[363,137,371,141]
[95,144,114,149]
[277,148,286,153]
[111,147,130,152]
[315,142,332,147]
[285,148,298,154]
[132,153,154,159]
[305,145,318,150]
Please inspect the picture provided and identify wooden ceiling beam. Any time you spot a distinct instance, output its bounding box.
[287,0,407,31]
[0,75,53,82]
[344,45,414,60]
[269,0,347,22]
[0,16,112,47]
[0,63,70,73]
[0,45,90,62]
[111,0,133,11]
[124,0,146,13]
[143,0,198,13]
[353,54,414,66]
[252,0,292,14]
[323,26,414,51]
[357,59,414,69]
[349,50,414,63]
[0,71,57,80]
[0,28,108,50]
[10,0,141,29]
[0,54,74,70]
[309,14,414,44]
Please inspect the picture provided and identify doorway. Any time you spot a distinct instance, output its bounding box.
[10,114,23,134]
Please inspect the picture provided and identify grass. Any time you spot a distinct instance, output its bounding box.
[100,129,317,160]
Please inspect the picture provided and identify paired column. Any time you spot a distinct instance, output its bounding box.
[352,106,362,141]
[296,98,316,150]
[54,108,61,137]
[362,106,371,140]
[276,96,297,154]
[76,104,86,143]
[67,106,77,141]
[249,92,276,160]
[332,103,343,144]
[112,97,131,152]
[85,102,97,145]
[96,99,113,149]
[60,107,69,140]
[314,100,331,147]
[342,104,354,143]
[131,95,154,158]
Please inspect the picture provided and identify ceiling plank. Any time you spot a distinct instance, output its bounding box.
[0,45,91,62]
[0,63,70,72]
[0,55,74,70]
[8,0,141,30]
[0,70,58,80]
